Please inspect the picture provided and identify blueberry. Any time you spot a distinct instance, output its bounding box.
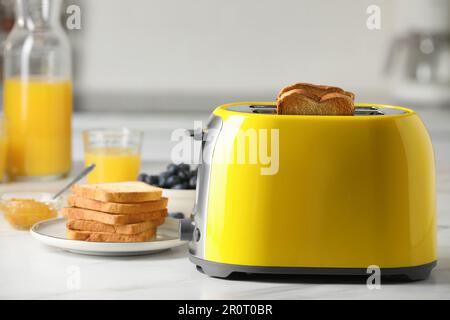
[177,169,190,180]
[189,175,197,189]
[166,163,178,175]
[172,182,189,190]
[159,171,171,179]
[166,175,181,188]
[145,175,159,186]
[178,163,190,173]
[137,173,148,182]
[159,177,167,188]
[150,175,160,185]
[159,171,171,188]
[169,212,185,219]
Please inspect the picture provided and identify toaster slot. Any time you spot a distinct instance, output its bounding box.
[249,105,277,114]
[228,104,406,115]
[249,104,276,109]
[249,105,385,115]
[354,107,384,116]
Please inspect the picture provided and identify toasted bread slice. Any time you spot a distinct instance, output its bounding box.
[62,207,167,225]
[68,195,168,214]
[343,91,355,101]
[277,83,355,103]
[67,228,156,242]
[277,83,344,101]
[319,92,355,115]
[277,89,320,115]
[277,90,354,115]
[67,218,164,235]
[72,182,162,203]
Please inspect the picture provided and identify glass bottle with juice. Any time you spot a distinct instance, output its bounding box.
[3,0,72,181]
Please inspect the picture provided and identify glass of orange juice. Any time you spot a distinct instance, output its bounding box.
[83,128,143,184]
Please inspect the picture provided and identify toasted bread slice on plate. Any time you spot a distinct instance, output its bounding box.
[68,195,168,214]
[72,182,162,203]
[67,218,165,235]
[62,207,168,225]
[66,228,156,242]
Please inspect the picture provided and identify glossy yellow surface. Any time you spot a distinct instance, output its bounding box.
[205,102,436,268]
[85,147,141,183]
[4,78,72,179]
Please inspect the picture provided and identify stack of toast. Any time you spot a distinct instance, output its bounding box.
[63,182,168,242]
[276,83,356,115]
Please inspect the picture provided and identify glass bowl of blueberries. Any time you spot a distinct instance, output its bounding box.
[137,163,197,220]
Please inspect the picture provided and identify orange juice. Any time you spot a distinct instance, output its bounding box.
[3,78,72,179]
[0,136,7,182]
[85,147,141,183]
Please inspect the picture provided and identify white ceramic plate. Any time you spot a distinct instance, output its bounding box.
[30,217,187,256]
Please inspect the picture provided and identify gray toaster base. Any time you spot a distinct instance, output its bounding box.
[189,255,436,281]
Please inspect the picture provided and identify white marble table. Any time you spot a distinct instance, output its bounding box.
[0,109,450,300]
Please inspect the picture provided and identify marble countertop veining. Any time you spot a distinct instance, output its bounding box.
[0,108,450,300]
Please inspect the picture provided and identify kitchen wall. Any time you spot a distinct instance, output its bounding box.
[68,0,398,111]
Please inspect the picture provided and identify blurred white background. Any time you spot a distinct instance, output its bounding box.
[68,0,397,111]
[2,0,449,111]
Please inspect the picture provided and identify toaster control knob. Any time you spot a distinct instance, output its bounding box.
[179,219,195,241]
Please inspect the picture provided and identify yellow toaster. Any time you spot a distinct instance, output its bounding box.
[180,102,437,280]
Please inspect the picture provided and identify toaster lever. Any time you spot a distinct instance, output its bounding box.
[180,218,196,241]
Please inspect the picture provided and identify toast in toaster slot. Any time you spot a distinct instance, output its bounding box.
[277,83,355,115]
